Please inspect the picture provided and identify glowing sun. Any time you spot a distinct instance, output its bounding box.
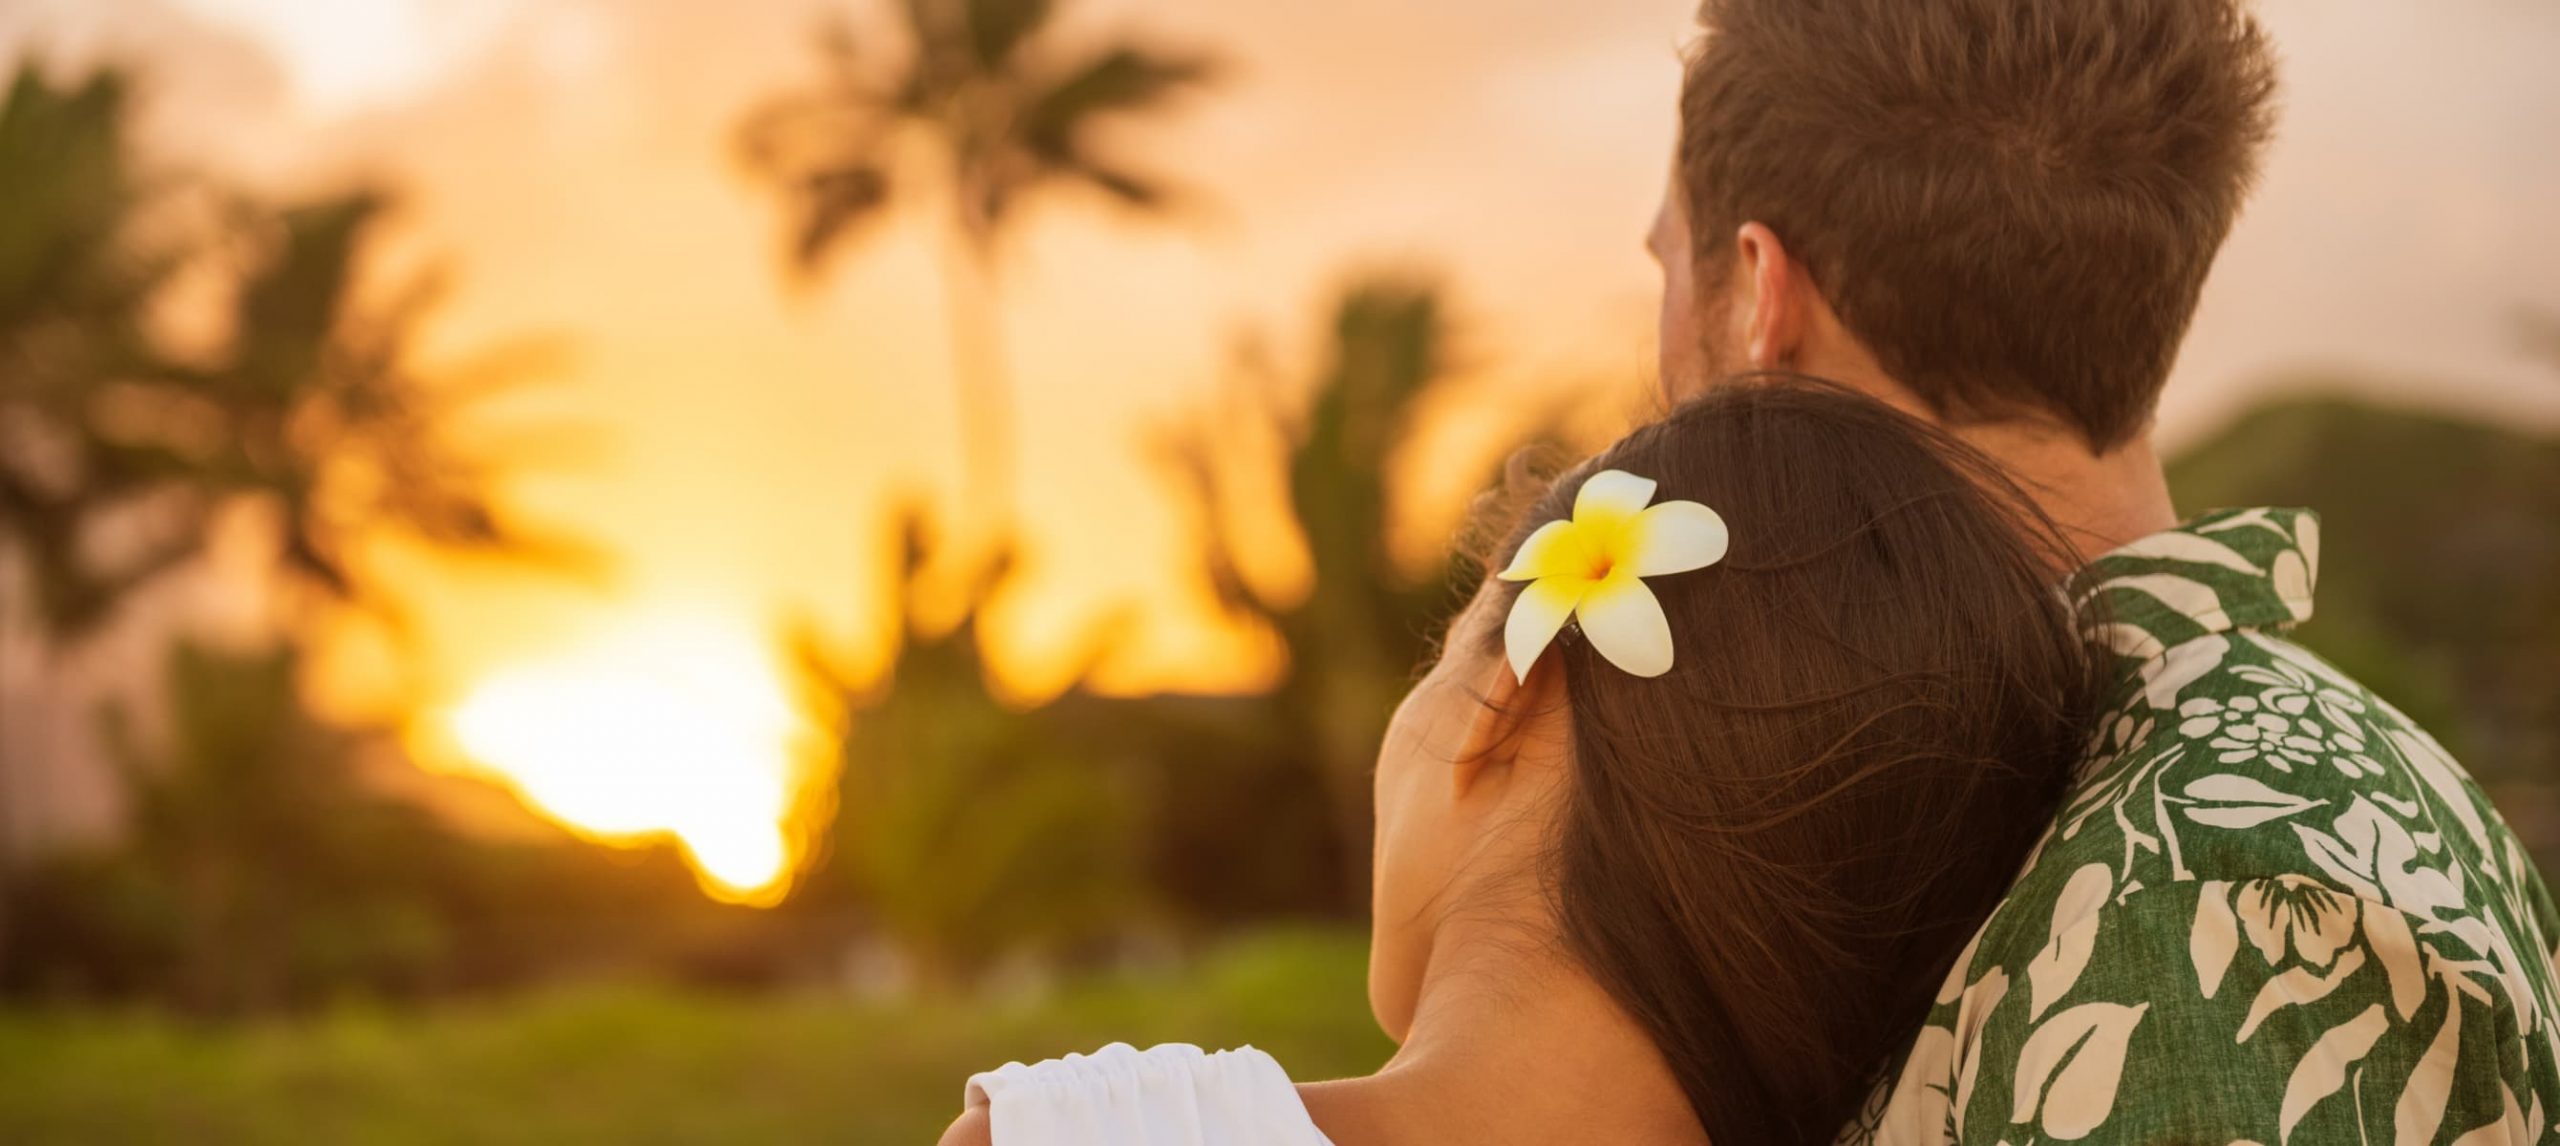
[444,616,817,904]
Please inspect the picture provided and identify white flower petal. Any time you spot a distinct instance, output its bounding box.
[1627,500,1729,577]
[1505,577,1583,682]
[1577,574,1673,678]
[1498,519,1584,582]
[1573,469,1657,528]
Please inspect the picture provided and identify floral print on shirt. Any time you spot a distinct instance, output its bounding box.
[1842,508,2560,1146]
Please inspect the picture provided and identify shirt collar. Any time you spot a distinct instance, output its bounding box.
[2072,508,2321,658]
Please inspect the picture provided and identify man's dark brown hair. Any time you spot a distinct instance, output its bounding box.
[1480,381,2108,1142]
[1679,0,2279,450]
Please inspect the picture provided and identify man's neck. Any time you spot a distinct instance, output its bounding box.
[1732,335,2181,565]
[1950,419,2181,567]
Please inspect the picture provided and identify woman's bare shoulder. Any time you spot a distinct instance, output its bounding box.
[936,1106,992,1146]
[1293,1076,1373,1145]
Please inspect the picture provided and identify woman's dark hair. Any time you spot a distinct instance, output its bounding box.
[1481,379,2106,1143]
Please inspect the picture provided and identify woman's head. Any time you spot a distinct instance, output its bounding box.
[1369,380,2103,1142]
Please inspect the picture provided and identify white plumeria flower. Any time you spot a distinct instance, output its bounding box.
[1497,469,1729,681]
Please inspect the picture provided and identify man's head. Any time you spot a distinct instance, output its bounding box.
[1654,0,2279,453]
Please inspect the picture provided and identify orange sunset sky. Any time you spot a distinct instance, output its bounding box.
[4,0,2556,894]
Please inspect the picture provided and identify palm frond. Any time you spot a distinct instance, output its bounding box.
[1018,45,1217,167]
[1062,158,1172,212]
[731,19,907,278]
[790,165,894,276]
[964,0,1057,70]
[229,195,381,404]
[733,89,896,177]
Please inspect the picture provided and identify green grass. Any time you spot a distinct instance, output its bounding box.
[0,929,1393,1145]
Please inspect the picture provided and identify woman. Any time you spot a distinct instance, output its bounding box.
[942,381,2105,1145]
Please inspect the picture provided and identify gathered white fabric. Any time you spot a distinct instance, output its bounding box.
[964,1042,1334,1146]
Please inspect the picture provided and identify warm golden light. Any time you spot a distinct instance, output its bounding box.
[444,615,815,904]
[164,0,521,115]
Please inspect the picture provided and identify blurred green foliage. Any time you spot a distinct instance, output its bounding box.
[0,50,1541,1003]
[793,539,1158,986]
[4,640,824,1012]
[789,276,1562,981]
[1227,283,1516,903]
[0,59,728,1009]
[2168,390,2560,873]
[0,929,1392,1144]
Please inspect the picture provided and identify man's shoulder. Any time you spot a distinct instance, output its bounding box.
[1853,510,2560,1144]
[1858,628,2560,1145]
[1988,624,2547,944]
[2047,628,2523,894]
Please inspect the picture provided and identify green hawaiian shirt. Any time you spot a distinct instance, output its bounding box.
[1843,508,2560,1146]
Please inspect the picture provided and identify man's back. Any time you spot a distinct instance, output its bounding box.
[1848,507,2560,1145]
[1645,2,2557,1134]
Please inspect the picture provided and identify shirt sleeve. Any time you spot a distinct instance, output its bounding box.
[1945,879,2549,1145]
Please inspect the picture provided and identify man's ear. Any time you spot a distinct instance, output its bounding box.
[1734,221,1807,370]
[1452,651,1569,800]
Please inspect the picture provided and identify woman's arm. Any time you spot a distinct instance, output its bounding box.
[936,1107,992,1146]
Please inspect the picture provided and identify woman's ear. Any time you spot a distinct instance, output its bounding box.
[1452,650,1571,800]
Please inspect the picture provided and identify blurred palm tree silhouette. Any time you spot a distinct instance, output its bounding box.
[0,61,577,982]
[0,67,191,644]
[1162,278,1576,907]
[0,64,178,973]
[735,0,1216,534]
[784,275,1564,979]
[0,65,573,653]
[790,524,1151,988]
[184,192,585,638]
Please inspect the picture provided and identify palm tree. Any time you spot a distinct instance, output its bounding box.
[1158,276,1578,909]
[0,66,195,646]
[0,62,577,978]
[736,0,1215,533]
[1,65,571,654]
[0,63,181,980]
[189,191,587,637]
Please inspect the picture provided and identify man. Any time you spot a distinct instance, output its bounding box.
[1652,1,2560,1142]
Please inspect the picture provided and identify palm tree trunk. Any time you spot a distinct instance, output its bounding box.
[940,197,1016,552]
[0,598,17,981]
[0,629,63,986]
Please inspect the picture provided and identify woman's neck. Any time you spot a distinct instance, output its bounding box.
[1298,924,1709,1146]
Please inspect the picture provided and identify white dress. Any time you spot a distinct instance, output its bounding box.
[964,1042,1335,1146]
